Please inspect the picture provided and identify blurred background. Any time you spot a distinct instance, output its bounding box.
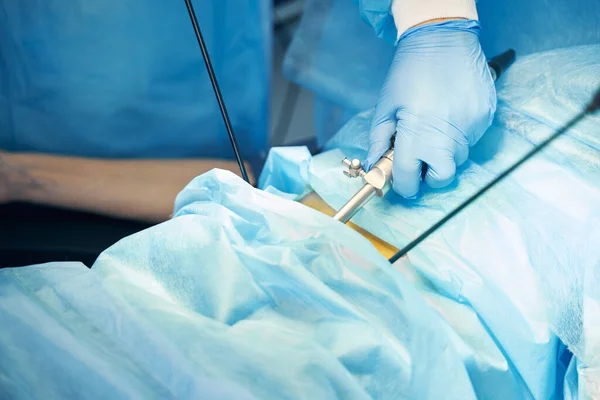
[271,0,316,149]
[0,0,314,268]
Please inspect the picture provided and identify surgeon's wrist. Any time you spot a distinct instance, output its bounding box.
[0,151,11,203]
[411,17,468,29]
[2,152,46,203]
[1,152,23,203]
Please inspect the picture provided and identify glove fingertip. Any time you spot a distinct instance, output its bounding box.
[392,171,421,199]
[424,160,457,189]
[364,143,389,170]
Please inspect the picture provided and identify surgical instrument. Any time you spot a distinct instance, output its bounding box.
[333,49,517,223]
[183,0,250,184]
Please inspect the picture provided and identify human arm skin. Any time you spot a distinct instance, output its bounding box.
[1,151,254,223]
[412,17,468,28]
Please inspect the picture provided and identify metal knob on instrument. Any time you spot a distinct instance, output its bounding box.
[333,149,395,223]
[342,158,365,178]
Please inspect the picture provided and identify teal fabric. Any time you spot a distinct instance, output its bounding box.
[0,0,271,160]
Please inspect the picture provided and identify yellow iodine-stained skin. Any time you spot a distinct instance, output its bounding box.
[299,191,399,260]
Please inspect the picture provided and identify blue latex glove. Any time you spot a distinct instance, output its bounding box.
[366,20,496,198]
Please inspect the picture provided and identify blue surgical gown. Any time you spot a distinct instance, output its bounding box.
[0,0,271,160]
[285,0,600,145]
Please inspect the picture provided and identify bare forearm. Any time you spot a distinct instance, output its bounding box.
[6,152,254,223]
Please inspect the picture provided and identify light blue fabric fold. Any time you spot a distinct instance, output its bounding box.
[1,169,481,399]
[264,45,600,399]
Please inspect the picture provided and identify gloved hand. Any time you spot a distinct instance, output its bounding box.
[365,20,496,198]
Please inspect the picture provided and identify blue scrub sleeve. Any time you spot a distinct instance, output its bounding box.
[355,0,398,43]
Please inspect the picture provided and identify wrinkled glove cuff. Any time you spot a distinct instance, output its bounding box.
[391,0,478,39]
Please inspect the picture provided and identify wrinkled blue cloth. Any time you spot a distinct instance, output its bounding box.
[285,0,600,145]
[264,45,600,399]
[0,169,479,399]
[1,47,598,400]
[0,0,271,159]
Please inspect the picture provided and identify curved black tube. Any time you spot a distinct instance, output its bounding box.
[183,0,250,183]
[488,49,517,81]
